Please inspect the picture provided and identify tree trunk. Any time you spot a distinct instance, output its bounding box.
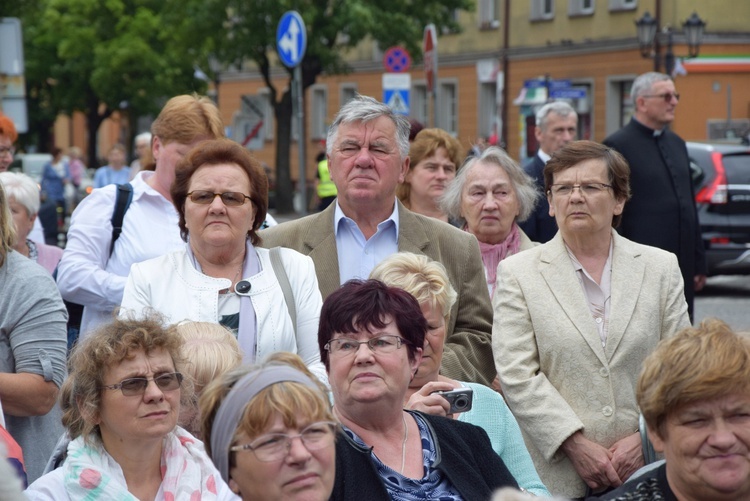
[273,89,294,214]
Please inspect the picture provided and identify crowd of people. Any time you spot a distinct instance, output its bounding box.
[0,70,747,501]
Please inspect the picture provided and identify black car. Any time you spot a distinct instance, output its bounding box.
[688,141,750,276]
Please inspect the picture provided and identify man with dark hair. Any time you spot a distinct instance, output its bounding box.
[604,72,706,319]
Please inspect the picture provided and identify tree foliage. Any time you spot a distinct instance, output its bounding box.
[19,0,207,164]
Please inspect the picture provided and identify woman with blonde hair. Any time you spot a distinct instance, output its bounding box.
[176,321,242,437]
[397,128,463,222]
[200,352,336,500]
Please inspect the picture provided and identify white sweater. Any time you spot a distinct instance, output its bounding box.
[120,245,327,385]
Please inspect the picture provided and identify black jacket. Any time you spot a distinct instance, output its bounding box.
[330,411,518,500]
[519,153,557,243]
[604,118,706,316]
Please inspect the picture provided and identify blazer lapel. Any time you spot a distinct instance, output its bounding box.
[302,205,341,298]
[604,232,644,359]
[396,201,430,253]
[540,234,608,366]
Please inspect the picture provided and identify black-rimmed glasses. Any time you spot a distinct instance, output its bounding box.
[324,334,407,356]
[230,421,337,462]
[101,372,183,396]
[642,92,680,102]
[187,191,251,207]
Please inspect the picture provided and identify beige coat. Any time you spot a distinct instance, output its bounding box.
[259,199,496,385]
[493,230,690,498]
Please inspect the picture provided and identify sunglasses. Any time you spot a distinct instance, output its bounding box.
[187,191,252,206]
[642,92,680,103]
[101,372,183,396]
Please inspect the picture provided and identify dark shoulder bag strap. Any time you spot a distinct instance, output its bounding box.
[109,183,134,256]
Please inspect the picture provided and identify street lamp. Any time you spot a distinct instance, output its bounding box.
[635,11,706,75]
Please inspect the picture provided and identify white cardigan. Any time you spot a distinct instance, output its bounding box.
[121,245,327,384]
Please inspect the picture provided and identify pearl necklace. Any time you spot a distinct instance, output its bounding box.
[400,412,408,474]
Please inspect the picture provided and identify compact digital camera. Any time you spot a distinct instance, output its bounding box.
[435,388,473,413]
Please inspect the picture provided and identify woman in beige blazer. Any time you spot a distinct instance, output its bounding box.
[493,141,690,499]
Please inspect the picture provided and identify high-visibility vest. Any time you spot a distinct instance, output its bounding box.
[317,159,337,198]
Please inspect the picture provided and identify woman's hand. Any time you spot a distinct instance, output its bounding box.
[404,380,456,417]
[609,432,645,483]
[561,431,622,492]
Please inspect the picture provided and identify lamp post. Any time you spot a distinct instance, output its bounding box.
[635,11,706,75]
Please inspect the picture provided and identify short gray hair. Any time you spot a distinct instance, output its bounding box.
[631,72,672,106]
[535,101,577,130]
[440,146,540,225]
[134,131,152,146]
[0,171,41,216]
[326,94,411,159]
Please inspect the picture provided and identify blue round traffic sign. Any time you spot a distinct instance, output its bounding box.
[383,46,412,73]
[276,11,307,68]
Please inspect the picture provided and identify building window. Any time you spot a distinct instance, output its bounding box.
[478,82,498,139]
[568,0,594,16]
[530,0,555,21]
[618,80,634,128]
[479,0,500,29]
[437,81,457,135]
[258,88,274,141]
[310,86,327,140]
[608,0,637,12]
[442,9,461,34]
[411,83,428,127]
[340,84,357,108]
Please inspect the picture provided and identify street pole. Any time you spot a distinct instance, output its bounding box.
[294,65,307,215]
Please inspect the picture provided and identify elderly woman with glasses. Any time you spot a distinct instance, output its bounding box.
[493,140,691,498]
[25,317,237,500]
[200,352,337,500]
[120,138,326,384]
[320,279,519,500]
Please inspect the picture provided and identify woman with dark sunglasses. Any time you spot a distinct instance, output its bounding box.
[25,316,238,500]
[120,138,326,385]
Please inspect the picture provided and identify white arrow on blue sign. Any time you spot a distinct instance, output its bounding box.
[276,11,307,68]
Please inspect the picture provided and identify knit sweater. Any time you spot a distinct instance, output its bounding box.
[459,382,549,496]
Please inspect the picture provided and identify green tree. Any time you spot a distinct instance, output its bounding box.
[22,0,206,164]
[184,0,472,213]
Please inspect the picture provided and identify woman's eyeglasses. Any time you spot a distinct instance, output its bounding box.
[549,183,612,197]
[324,335,407,356]
[101,372,183,396]
[0,146,15,157]
[230,421,337,462]
[187,191,251,206]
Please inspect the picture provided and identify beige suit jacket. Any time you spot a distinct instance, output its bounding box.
[493,230,690,498]
[260,200,496,385]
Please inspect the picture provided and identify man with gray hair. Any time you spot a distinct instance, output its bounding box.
[519,101,578,243]
[128,131,152,180]
[260,95,496,385]
[604,72,706,320]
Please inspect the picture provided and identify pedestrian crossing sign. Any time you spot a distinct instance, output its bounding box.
[384,89,410,115]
